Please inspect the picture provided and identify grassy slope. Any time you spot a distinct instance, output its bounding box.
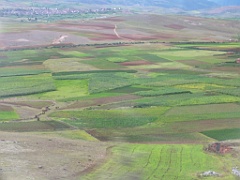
[82,144,238,180]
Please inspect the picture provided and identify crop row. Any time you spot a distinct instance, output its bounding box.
[0,74,56,98]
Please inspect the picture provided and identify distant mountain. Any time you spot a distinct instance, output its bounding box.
[209,0,240,6]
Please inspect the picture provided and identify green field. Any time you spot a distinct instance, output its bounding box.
[50,107,169,128]
[0,108,19,121]
[0,12,240,179]
[82,144,238,180]
[0,120,71,132]
[201,128,240,141]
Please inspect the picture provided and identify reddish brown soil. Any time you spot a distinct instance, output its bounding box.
[90,33,120,41]
[97,17,124,22]
[121,60,153,66]
[164,24,186,30]
[1,100,54,109]
[0,105,13,111]
[58,23,115,30]
[62,94,140,110]
[207,142,233,154]
[177,60,210,66]
[211,66,240,73]
[162,118,240,134]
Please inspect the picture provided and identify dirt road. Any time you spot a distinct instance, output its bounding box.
[113,25,121,39]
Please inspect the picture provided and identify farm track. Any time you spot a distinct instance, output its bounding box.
[161,149,174,180]
[146,147,164,180]
[144,147,155,168]
[113,25,121,39]
[179,147,183,173]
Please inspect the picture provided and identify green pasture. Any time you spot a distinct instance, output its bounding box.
[0,110,19,121]
[35,79,88,101]
[88,117,240,142]
[38,130,98,141]
[134,87,191,96]
[0,49,67,66]
[175,42,240,49]
[58,51,90,58]
[0,66,49,77]
[165,103,240,116]
[134,93,240,107]
[43,58,98,72]
[201,128,240,141]
[215,87,240,97]
[0,120,71,132]
[82,144,237,180]
[107,57,128,63]
[152,49,225,62]
[50,107,169,128]
[82,59,125,69]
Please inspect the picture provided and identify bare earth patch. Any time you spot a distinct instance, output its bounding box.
[63,94,140,110]
[0,131,108,180]
[121,60,153,66]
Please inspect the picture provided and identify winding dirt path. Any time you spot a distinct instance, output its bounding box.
[113,25,121,39]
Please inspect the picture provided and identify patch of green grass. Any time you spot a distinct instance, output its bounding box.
[0,111,19,121]
[0,66,49,77]
[107,86,152,93]
[107,57,128,63]
[215,87,240,97]
[201,128,240,141]
[161,111,240,123]
[88,72,133,94]
[153,49,224,61]
[39,130,98,141]
[58,51,90,58]
[1,49,67,66]
[134,87,191,96]
[134,93,240,107]
[0,120,71,132]
[51,107,169,128]
[165,103,240,116]
[82,59,125,69]
[82,144,236,180]
[140,54,170,63]
[35,79,88,101]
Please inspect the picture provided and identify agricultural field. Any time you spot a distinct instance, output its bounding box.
[82,144,239,180]
[0,7,240,180]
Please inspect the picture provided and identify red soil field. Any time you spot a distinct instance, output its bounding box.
[121,60,153,66]
[164,24,186,30]
[62,94,140,110]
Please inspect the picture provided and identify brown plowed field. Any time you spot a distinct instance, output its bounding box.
[62,94,140,110]
[121,60,153,66]
[164,24,186,30]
